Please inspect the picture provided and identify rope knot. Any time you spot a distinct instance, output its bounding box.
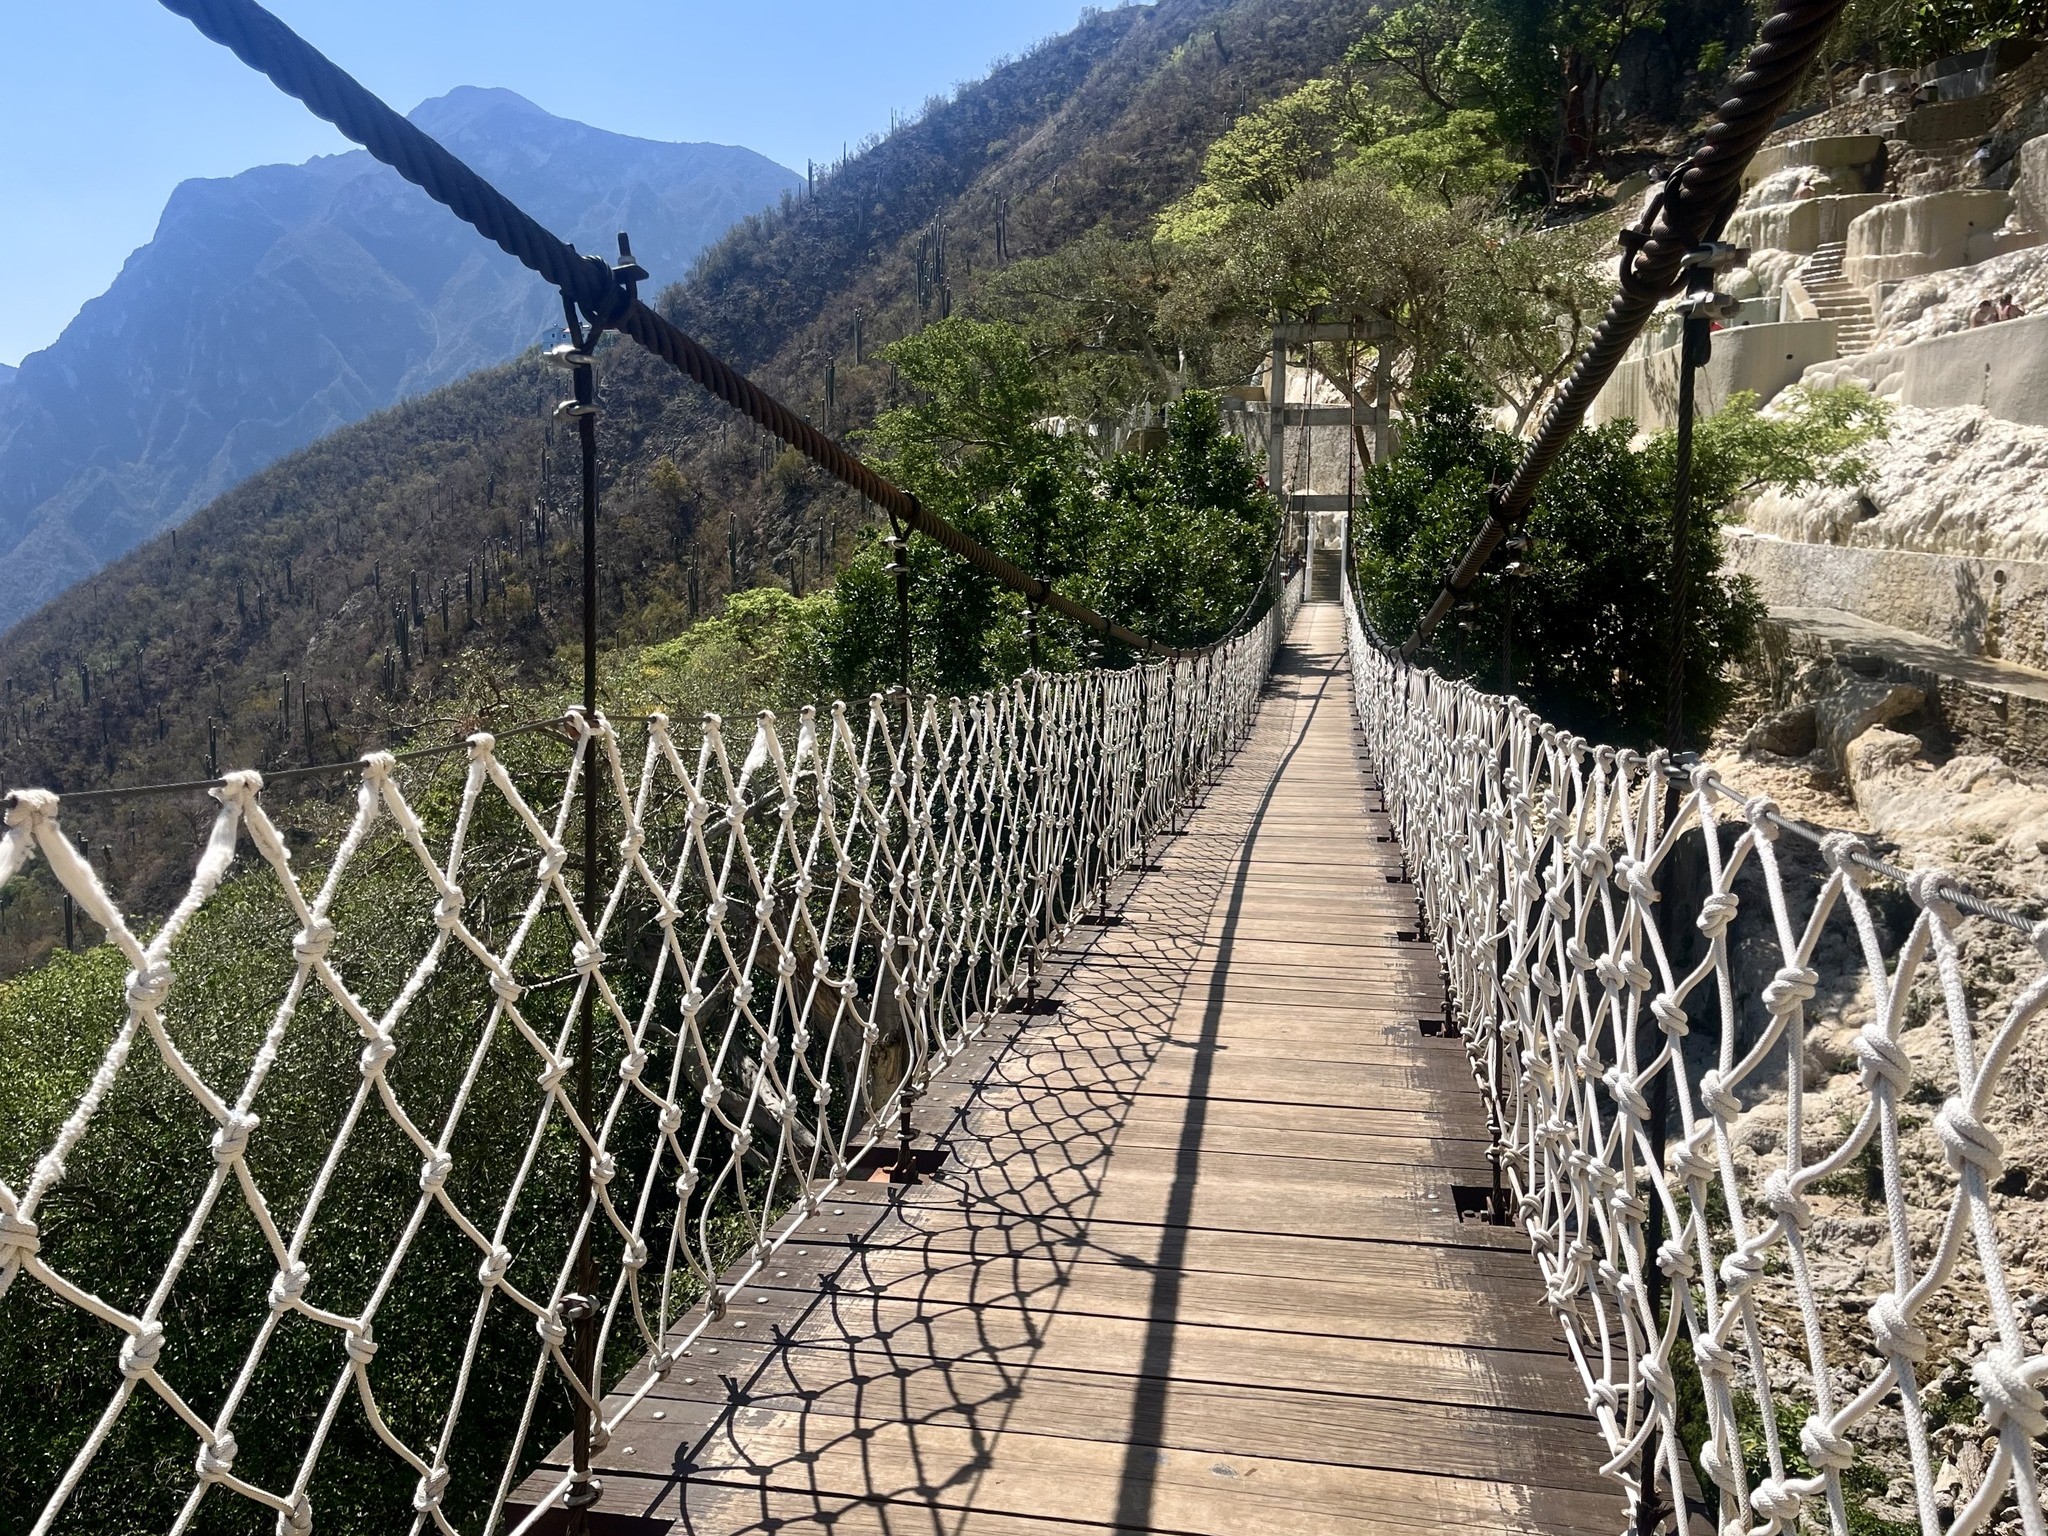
[1936,1098,2004,1181]
[1671,1126,1715,1184]
[413,1465,451,1514]
[1718,1242,1766,1294]
[1699,1069,1740,1122]
[119,1320,165,1378]
[466,731,497,760]
[488,966,524,1004]
[269,1262,310,1309]
[213,770,264,806]
[590,1152,616,1188]
[125,961,174,1013]
[4,788,58,828]
[419,1150,454,1194]
[1650,993,1689,1037]
[1799,1415,1856,1473]
[1854,1031,1911,1097]
[479,1245,512,1288]
[343,1324,378,1365]
[1602,1067,1650,1121]
[1819,830,1877,887]
[1761,1169,1812,1233]
[276,1495,314,1536]
[0,1211,42,1264]
[210,1110,259,1166]
[359,1032,396,1077]
[1750,1476,1807,1523]
[196,1431,239,1483]
[1612,855,1659,904]
[1907,868,1958,918]
[1656,1237,1696,1280]
[1868,1293,1928,1363]
[360,752,397,786]
[292,920,336,964]
[1742,794,1782,833]
[1695,891,1739,938]
[433,885,466,929]
[537,843,569,882]
[1691,1335,1738,1381]
[1638,1354,1675,1405]
[618,1049,647,1084]
[1970,1347,2048,1440]
[1595,950,1651,994]
[1762,964,1818,1017]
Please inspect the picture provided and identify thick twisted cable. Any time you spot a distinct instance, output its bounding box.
[1402,0,1849,654]
[154,0,1206,659]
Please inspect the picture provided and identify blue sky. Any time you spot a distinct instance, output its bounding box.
[1,0,1094,366]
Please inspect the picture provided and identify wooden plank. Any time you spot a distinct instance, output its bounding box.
[689,1247,1569,1351]
[666,1411,1618,1536]
[574,1352,1612,1501]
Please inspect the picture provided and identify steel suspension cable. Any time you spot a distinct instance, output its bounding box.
[155,0,1217,658]
[1400,0,1850,656]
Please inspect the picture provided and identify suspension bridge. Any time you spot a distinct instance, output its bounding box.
[4,0,2047,1534]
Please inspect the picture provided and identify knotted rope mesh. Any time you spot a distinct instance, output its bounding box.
[0,568,1298,1536]
[1345,571,2047,1536]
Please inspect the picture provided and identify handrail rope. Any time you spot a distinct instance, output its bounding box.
[1345,567,2048,1536]
[154,0,1251,662]
[1400,0,1850,656]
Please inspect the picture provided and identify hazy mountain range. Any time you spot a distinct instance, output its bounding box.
[0,87,797,636]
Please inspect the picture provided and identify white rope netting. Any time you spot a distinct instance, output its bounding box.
[0,567,1299,1536]
[1344,569,2048,1536]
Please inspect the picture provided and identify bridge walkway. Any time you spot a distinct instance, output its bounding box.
[522,601,1611,1534]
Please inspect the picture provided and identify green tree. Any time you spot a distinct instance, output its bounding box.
[1355,368,1884,747]
[1078,393,1281,650]
[821,321,1277,696]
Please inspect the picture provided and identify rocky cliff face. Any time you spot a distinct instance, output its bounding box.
[0,87,795,637]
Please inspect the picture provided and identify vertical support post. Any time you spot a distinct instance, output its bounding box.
[1023,600,1043,1010]
[1267,327,1287,541]
[553,300,603,1535]
[1636,304,1707,1536]
[1373,344,1393,466]
[1663,308,1710,753]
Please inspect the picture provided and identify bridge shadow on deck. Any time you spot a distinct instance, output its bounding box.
[518,605,1614,1536]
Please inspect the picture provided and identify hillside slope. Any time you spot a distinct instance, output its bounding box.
[0,0,1377,923]
[0,87,797,635]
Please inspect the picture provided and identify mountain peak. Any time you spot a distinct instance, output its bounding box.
[0,96,798,637]
[406,86,551,137]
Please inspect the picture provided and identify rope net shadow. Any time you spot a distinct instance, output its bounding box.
[1345,569,2048,1536]
[0,567,1298,1536]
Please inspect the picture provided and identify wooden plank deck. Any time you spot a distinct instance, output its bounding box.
[518,602,1612,1535]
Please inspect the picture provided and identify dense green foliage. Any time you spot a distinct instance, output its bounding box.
[0,766,599,1533]
[1354,369,1884,746]
[822,319,1280,698]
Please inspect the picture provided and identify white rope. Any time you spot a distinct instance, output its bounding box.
[1342,566,2047,1536]
[0,567,1301,1536]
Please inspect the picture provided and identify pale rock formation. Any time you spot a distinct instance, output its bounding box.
[1745,401,2048,560]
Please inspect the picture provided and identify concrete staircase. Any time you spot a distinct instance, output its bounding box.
[1796,241,1879,354]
